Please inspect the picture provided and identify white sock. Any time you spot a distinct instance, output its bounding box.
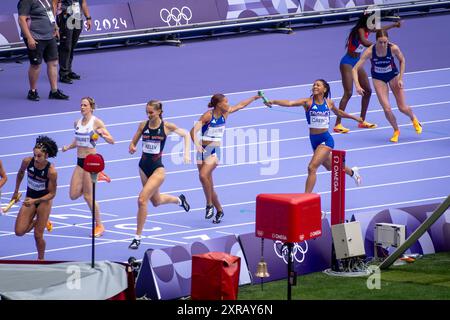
[178,197,182,205]
[134,235,142,240]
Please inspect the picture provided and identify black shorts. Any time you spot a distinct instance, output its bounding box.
[77,157,85,168]
[24,38,58,65]
[139,155,164,178]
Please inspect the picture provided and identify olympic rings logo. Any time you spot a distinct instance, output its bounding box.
[273,240,309,264]
[160,7,193,27]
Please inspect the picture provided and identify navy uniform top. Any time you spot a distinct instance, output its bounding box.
[141,120,166,161]
[26,158,51,199]
[371,44,399,78]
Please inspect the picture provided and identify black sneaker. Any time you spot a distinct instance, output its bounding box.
[128,238,141,250]
[27,89,40,101]
[205,204,214,219]
[49,89,69,100]
[179,194,190,212]
[213,211,224,224]
[59,76,73,84]
[68,72,81,80]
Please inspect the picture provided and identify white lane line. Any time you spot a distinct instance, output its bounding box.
[4,114,450,175]
[1,194,445,259]
[1,85,450,141]
[2,66,449,123]
[0,238,167,260]
[147,220,192,229]
[69,207,118,217]
[2,136,450,199]
[1,98,449,159]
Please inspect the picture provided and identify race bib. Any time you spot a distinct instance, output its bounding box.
[205,126,225,138]
[143,140,161,154]
[28,177,46,191]
[354,44,365,53]
[310,116,330,129]
[374,65,393,73]
[75,133,93,148]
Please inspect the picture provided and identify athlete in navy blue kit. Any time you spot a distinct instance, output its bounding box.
[334,12,401,133]
[128,100,191,250]
[353,30,422,143]
[266,79,363,193]
[190,93,261,224]
[12,136,58,260]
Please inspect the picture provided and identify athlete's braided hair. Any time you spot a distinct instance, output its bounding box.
[34,135,58,158]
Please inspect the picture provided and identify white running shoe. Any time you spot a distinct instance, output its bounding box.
[351,167,362,186]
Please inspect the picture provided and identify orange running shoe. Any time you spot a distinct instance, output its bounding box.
[390,130,400,143]
[98,171,111,183]
[94,224,105,237]
[46,220,53,232]
[333,124,350,133]
[358,121,377,129]
[412,117,422,134]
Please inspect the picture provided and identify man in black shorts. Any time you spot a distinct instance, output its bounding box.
[18,0,69,101]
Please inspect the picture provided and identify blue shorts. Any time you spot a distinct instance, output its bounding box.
[371,70,399,83]
[340,53,360,67]
[196,145,221,163]
[309,131,334,151]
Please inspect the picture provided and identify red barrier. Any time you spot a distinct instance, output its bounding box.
[191,252,240,300]
[255,193,322,242]
[331,150,346,225]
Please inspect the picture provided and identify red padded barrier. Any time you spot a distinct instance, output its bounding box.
[255,193,322,242]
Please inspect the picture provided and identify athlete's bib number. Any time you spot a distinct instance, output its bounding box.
[28,177,46,191]
[354,44,365,53]
[75,134,92,148]
[205,126,225,138]
[143,140,161,154]
[374,65,393,74]
[310,116,330,129]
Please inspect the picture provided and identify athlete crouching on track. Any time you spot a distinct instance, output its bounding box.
[13,136,58,261]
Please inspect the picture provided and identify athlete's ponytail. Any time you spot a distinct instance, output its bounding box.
[147,100,163,119]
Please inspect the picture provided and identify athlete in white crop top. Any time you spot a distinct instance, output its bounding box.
[61,97,114,237]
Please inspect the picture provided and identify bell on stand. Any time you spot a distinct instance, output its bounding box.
[255,238,270,290]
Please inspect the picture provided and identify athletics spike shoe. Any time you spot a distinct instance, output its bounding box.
[333,124,350,133]
[98,171,111,183]
[358,121,377,129]
[179,194,190,212]
[129,238,141,250]
[94,224,105,237]
[46,220,53,232]
[412,118,422,134]
[351,167,362,186]
[212,211,224,224]
[390,130,400,143]
[205,204,214,219]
